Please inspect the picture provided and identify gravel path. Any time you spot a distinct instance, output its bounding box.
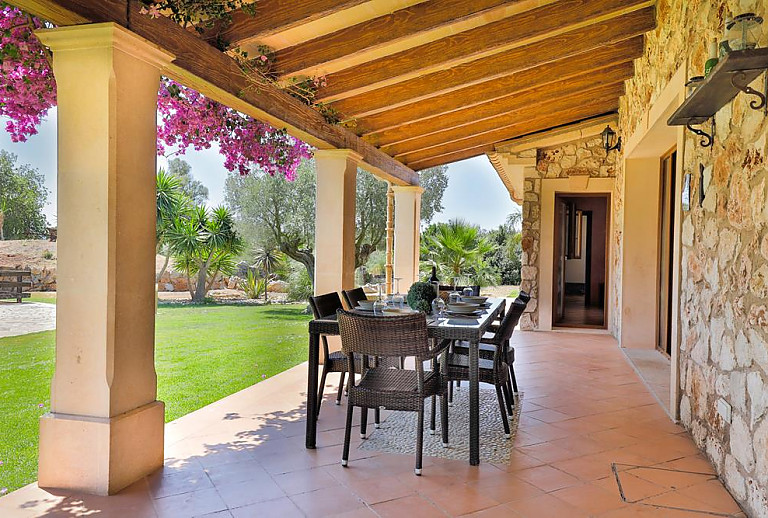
[0,302,56,338]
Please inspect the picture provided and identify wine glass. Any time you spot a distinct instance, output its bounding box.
[431,297,445,317]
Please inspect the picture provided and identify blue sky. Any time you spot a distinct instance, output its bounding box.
[0,109,519,229]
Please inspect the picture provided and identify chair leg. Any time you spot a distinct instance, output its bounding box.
[441,394,449,447]
[501,380,514,414]
[430,396,437,435]
[448,379,454,406]
[317,364,329,419]
[510,363,519,393]
[375,407,381,429]
[415,404,424,475]
[360,407,368,439]
[341,403,354,467]
[336,371,346,405]
[495,384,511,439]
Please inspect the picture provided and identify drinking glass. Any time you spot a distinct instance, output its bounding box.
[373,300,386,316]
[448,292,461,304]
[462,287,474,298]
[431,297,446,317]
[392,294,404,309]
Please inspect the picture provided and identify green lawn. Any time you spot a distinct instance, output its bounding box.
[0,303,311,494]
[507,286,520,298]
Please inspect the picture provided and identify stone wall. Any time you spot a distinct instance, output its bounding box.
[618,0,768,515]
[519,136,617,330]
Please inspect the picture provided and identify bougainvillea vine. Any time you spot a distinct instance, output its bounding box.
[0,5,311,180]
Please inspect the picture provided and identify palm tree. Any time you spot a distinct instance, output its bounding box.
[167,205,244,302]
[421,219,497,286]
[252,246,284,302]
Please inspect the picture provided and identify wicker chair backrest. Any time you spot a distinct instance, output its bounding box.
[495,299,527,344]
[309,292,343,319]
[337,309,431,359]
[342,287,367,310]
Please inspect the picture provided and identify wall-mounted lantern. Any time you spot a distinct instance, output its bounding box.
[727,13,763,51]
[601,125,622,153]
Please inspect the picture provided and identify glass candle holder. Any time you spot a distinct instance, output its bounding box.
[727,13,763,51]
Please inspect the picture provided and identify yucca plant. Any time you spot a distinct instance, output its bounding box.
[239,269,267,300]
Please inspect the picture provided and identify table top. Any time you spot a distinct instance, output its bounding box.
[309,297,505,341]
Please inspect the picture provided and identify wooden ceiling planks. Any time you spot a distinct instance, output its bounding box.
[396,88,624,165]
[208,0,370,45]
[354,36,645,135]
[362,62,636,147]
[315,0,652,101]
[328,7,655,117]
[274,0,518,77]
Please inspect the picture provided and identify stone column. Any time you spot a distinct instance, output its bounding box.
[35,23,173,496]
[392,185,424,291]
[314,150,360,295]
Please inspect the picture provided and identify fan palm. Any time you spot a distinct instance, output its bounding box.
[421,219,497,286]
[252,246,284,301]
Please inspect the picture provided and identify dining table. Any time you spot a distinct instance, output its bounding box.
[305,297,506,466]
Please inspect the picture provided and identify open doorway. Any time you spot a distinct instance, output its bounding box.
[553,193,609,328]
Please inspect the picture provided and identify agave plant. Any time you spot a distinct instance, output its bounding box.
[239,269,267,300]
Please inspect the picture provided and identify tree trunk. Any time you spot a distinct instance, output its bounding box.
[0,210,4,240]
[157,254,170,283]
[264,267,269,302]
[193,267,207,302]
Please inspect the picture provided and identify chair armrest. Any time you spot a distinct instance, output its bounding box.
[426,338,452,359]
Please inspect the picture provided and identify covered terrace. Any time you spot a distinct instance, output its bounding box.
[0,0,759,516]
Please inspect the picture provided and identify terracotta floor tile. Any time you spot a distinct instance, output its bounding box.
[594,472,668,502]
[371,494,446,517]
[677,479,744,514]
[229,496,304,518]
[473,477,546,504]
[203,459,271,487]
[500,451,547,472]
[551,452,617,481]
[512,465,581,492]
[462,504,524,517]
[626,465,716,491]
[153,488,228,518]
[640,490,726,514]
[215,476,286,509]
[272,467,340,496]
[504,492,591,518]
[551,482,626,515]
[427,485,500,516]
[343,474,415,504]
[289,485,366,517]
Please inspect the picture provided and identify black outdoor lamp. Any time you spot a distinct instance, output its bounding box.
[601,125,622,153]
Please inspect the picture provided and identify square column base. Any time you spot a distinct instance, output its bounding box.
[39,401,165,495]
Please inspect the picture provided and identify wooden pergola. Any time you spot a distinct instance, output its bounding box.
[15,0,654,177]
[7,0,658,496]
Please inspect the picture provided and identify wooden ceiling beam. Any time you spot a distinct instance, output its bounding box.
[365,62,634,147]
[412,145,497,170]
[404,102,619,168]
[274,0,517,77]
[330,8,654,116]
[392,84,624,162]
[317,0,651,100]
[7,0,419,186]
[386,82,625,158]
[208,0,370,46]
[354,36,644,134]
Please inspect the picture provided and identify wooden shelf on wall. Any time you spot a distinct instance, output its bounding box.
[667,47,768,126]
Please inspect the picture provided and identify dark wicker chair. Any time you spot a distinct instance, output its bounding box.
[309,292,362,417]
[337,310,449,475]
[341,287,367,310]
[450,299,527,417]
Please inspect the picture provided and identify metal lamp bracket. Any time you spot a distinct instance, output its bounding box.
[731,70,768,111]
[686,120,714,148]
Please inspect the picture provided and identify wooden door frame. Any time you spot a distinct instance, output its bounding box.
[656,146,677,357]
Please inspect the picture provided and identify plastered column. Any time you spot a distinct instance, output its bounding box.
[314,150,360,296]
[392,185,424,291]
[35,23,173,496]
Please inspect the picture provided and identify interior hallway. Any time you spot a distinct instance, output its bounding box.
[0,331,743,517]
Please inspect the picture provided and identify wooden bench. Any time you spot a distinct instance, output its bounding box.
[0,269,32,303]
